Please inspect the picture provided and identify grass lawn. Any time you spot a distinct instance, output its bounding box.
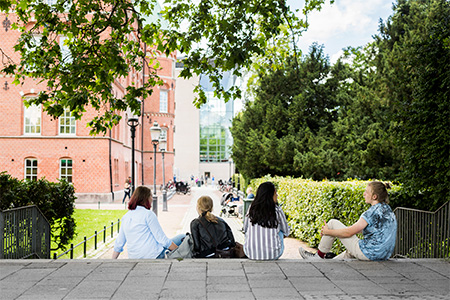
[52,209,127,259]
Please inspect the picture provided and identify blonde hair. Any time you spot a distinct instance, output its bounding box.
[368,181,391,204]
[197,196,218,223]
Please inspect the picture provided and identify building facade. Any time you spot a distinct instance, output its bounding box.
[0,9,176,202]
[174,66,238,185]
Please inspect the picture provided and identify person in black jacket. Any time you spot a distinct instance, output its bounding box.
[190,195,235,258]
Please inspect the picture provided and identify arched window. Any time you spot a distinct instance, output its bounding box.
[59,107,76,135]
[60,158,73,183]
[159,90,168,113]
[24,158,38,181]
[24,104,41,135]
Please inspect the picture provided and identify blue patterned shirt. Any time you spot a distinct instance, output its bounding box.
[359,203,397,261]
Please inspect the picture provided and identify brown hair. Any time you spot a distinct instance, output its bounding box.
[128,186,152,210]
[197,196,218,223]
[368,181,391,204]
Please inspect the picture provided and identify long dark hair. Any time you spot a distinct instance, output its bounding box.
[248,182,278,228]
[128,186,152,210]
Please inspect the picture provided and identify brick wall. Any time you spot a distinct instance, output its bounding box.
[0,13,176,201]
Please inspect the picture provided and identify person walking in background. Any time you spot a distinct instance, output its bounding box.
[122,176,131,204]
[299,181,397,261]
[190,196,235,258]
[244,181,290,260]
[113,186,185,259]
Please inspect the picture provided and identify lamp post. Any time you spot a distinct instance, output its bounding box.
[159,134,167,211]
[150,121,161,216]
[127,117,139,194]
[228,158,232,181]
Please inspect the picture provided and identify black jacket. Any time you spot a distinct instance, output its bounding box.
[190,214,235,258]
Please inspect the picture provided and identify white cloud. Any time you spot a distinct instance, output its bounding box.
[297,0,393,59]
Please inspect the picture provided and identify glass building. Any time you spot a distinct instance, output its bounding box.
[199,72,236,163]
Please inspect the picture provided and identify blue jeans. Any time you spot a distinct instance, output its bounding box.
[274,231,286,260]
[157,234,186,259]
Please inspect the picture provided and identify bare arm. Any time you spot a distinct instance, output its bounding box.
[112,251,120,259]
[321,218,368,238]
[168,242,178,251]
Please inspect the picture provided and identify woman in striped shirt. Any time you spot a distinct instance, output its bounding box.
[244,182,290,260]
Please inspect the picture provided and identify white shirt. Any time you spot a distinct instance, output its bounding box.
[114,206,172,259]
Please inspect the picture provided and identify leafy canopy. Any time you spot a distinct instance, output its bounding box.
[0,0,333,134]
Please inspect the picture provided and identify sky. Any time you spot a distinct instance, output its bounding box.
[291,0,395,63]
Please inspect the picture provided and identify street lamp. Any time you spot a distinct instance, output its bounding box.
[159,134,167,211]
[150,121,161,216]
[127,117,139,194]
[228,158,232,180]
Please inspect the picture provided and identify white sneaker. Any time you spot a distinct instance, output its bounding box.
[298,247,322,260]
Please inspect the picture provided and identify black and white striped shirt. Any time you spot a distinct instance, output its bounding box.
[243,205,290,260]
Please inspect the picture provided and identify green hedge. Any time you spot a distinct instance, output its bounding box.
[0,172,76,251]
[249,176,401,253]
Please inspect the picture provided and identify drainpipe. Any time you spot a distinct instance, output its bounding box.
[109,127,114,202]
[141,43,146,186]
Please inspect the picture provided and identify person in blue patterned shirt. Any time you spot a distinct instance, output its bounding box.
[299,181,397,261]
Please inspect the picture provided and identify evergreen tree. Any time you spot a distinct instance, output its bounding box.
[374,0,450,210]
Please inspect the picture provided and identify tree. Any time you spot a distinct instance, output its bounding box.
[231,44,344,180]
[374,0,450,210]
[1,0,333,134]
[330,45,402,180]
[231,42,404,182]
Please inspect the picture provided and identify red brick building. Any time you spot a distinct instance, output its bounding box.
[0,12,176,202]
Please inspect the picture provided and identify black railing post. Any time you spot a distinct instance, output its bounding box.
[53,252,57,259]
[103,226,106,243]
[83,236,87,258]
[0,211,4,259]
[117,219,120,233]
[32,207,37,256]
[70,244,73,259]
[95,231,97,250]
[111,222,113,238]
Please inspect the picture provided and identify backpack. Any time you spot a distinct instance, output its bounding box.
[166,233,194,259]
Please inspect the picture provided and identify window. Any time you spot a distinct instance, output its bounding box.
[199,126,228,162]
[114,158,119,184]
[159,90,168,113]
[60,36,73,65]
[24,104,41,134]
[59,107,76,135]
[24,159,38,181]
[25,34,42,72]
[60,159,73,183]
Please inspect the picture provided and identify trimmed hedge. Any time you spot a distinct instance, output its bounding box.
[249,176,401,253]
[0,172,76,251]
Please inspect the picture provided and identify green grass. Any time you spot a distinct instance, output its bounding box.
[52,209,127,259]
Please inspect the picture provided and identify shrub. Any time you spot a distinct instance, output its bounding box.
[0,172,76,251]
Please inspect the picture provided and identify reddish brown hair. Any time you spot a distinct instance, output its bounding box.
[128,186,152,210]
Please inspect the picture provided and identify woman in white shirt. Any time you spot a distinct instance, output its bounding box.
[113,186,185,259]
[244,181,290,260]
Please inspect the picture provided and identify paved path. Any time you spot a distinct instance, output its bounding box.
[0,259,448,299]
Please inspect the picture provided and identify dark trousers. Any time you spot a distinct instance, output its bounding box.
[122,189,131,203]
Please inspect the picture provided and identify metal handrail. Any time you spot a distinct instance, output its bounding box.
[53,219,120,259]
[0,205,51,259]
[394,201,449,258]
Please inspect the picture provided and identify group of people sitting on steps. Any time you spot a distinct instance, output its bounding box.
[112,180,397,261]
